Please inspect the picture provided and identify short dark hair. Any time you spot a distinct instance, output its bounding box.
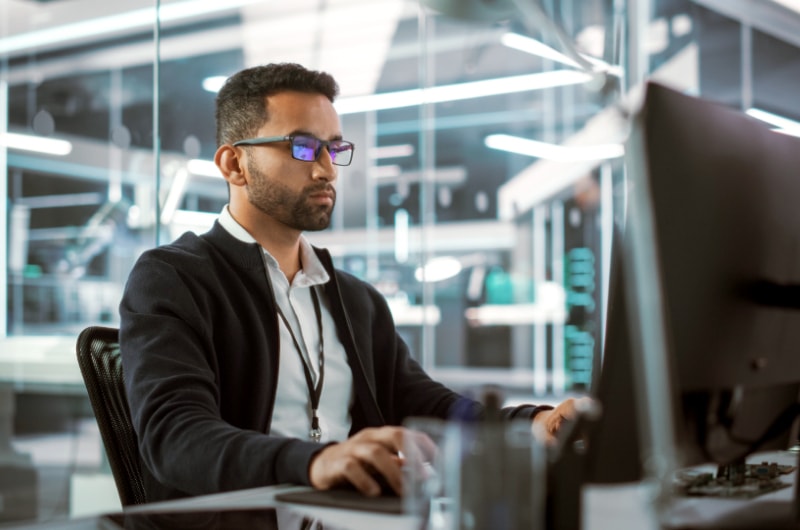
[214,63,340,147]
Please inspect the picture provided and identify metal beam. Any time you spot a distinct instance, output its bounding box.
[693,0,800,49]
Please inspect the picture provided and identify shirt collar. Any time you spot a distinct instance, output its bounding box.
[218,205,329,286]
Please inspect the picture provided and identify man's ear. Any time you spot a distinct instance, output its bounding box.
[214,144,247,186]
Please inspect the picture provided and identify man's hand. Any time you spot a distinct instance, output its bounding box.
[308,426,406,497]
[532,397,595,444]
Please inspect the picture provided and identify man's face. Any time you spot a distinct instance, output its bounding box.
[242,91,342,231]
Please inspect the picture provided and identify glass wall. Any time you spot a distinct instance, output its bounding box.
[1,0,799,525]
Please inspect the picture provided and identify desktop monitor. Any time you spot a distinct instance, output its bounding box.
[583,81,800,497]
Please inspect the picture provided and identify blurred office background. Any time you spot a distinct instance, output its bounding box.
[0,0,798,525]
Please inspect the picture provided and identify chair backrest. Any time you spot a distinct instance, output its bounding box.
[76,325,147,506]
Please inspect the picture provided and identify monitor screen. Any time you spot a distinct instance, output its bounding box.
[584,81,800,486]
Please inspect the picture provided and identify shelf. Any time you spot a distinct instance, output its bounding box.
[464,303,567,326]
[387,299,441,326]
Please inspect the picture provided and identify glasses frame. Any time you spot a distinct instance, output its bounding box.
[232,134,355,166]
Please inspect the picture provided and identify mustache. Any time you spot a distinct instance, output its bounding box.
[305,184,336,197]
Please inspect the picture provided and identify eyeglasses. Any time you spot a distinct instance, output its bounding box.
[233,134,355,166]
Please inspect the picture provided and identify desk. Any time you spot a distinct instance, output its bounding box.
[582,449,800,530]
[4,485,421,530]
[3,451,798,529]
[0,483,663,529]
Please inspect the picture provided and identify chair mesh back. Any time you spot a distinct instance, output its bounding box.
[76,326,147,506]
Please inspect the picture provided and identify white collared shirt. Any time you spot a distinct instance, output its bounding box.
[218,206,354,443]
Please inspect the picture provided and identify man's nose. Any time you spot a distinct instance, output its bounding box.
[312,149,337,181]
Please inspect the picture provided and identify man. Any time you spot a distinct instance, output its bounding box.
[119,62,581,503]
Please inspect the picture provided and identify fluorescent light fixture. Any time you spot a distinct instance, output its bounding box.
[386,297,441,326]
[647,18,670,55]
[334,70,591,115]
[1,132,72,156]
[202,76,228,93]
[160,168,190,225]
[371,165,402,179]
[773,0,800,14]
[415,256,462,283]
[747,108,800,138]
[464,302,567,325]
[369,144,415,159]
[164,0,264,22]
[187,159,221,177]
[170,209,218,234]
[501,32,581,68]
[501,32,614,72]
[0,0,263,55]
[394,209,409,264]
[485,133,624,162]
[671,13,693,38]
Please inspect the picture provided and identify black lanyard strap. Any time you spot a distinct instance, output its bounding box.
[276,286,325,443]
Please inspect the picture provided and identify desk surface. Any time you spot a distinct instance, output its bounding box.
[5,451,798,530]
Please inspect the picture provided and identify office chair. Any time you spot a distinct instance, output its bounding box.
[76,325,147,506]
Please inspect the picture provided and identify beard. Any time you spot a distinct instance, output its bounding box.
[245,160,336,231]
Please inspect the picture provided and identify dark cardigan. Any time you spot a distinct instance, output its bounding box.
[119,222,543,502]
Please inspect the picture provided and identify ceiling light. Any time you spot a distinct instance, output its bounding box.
[1,132,72,156]
[575,25,606,59]
[772,0,800,14]
[237,1,404,98]
[501,32,614,72]
[369,144,415,159]
[394,209,409,264]
[187,159,221,177]
[485,133,623,161]
[671,14,693,38]
[501,32,581,68]
[371,165,403,179]
[202,76,228,93]
[415,256,463,283]
[170,209,218,233]
[160,168,190,225]
[747,108,800,137]
[334,70,591,115]
[647,18,670,55]
[0,0,264,55]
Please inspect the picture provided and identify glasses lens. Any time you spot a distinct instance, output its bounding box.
[329,141,354,166]
[291,136,321,162]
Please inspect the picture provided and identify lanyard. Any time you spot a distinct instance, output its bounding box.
[276,287,325,443]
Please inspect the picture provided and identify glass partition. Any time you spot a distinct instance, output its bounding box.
[2,0,799,525]
[1,1,162,524]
